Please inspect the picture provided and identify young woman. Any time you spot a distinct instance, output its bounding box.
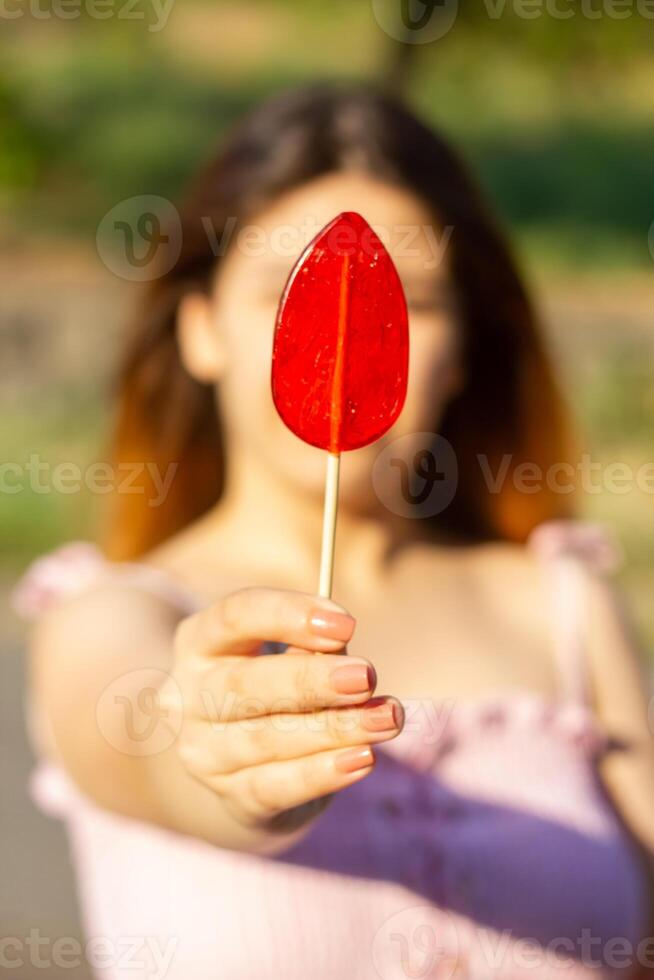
[16,84,654,979]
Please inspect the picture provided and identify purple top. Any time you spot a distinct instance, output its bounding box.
[13,522,649,979]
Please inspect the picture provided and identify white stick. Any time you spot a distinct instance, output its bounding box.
[318,451,341,599]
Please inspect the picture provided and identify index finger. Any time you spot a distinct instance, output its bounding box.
[175,587,356,660]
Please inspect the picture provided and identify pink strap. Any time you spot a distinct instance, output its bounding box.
[11,542,201,620]
[528,520,623,704]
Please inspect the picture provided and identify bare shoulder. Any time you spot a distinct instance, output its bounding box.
[35,577,181,637]
[582,570,652,721]
[394,537,546,612]
[31,580,183,690]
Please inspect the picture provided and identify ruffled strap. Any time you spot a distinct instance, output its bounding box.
[11,542,109,620]
[528,520,623,574]
[528,520,623,705]
[11,542,201,621]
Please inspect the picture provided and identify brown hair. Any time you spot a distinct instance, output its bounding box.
[104,83,573,560]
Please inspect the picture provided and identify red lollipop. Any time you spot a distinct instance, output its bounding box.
[271,211,409,599]
[272,211,408,452]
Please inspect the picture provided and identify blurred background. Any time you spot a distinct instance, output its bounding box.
[1,1,653,975]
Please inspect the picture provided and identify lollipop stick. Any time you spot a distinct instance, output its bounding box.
[317,249,347,600]
[318,451,341,599]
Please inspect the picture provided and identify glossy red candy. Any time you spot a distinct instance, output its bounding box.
[271,211,409,453]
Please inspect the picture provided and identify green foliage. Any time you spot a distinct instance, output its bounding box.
[453,0,654,56]
[0,388,105,568]
[0,75,45,189]
[581,348,654,447]
[0,3,652,267]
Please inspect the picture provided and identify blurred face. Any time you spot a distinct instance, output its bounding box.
[178,170,463,512]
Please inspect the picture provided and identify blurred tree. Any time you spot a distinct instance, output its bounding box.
[380,0,654,96]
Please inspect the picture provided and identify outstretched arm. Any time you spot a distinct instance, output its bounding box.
[29,583,403,854]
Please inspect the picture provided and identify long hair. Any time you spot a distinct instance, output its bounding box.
[104,83,573,560]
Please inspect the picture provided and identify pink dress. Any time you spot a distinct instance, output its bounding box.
[13,522,649,980]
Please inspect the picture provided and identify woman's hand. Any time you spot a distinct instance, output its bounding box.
[163,587,404,833]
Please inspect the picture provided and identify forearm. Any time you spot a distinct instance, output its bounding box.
[30,593,313,855]
[36,664,315,855]
[31,582,371,856]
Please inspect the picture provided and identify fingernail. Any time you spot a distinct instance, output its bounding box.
[335,745,374,774]
[331,662,376,695]
[362,699,403,732]
[309,608,355,642]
